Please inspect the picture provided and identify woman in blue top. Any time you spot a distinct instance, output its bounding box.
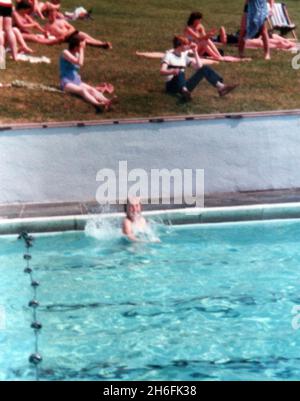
[239,0,274,60]
[60,34,114,112]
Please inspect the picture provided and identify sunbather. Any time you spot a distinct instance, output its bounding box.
[45,8,112,49]
[184,11,250,62]
[215,26,297,51]
[16,0,61,19]
[59,34,115,112]
[13,1,46,34]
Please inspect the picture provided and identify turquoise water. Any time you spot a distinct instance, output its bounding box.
[1,219,300,381]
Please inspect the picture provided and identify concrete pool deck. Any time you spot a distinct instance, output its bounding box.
[2,188,300,220]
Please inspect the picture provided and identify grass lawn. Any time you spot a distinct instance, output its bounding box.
[0,0,299,123]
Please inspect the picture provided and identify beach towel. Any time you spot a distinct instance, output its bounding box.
[16,54,51,64]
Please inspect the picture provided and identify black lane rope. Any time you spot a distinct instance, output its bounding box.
[18,232,43,381]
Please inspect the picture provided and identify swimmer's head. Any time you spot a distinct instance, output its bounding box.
[125,197,142,221]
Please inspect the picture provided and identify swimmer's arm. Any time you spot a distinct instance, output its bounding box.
[122,219,139,242]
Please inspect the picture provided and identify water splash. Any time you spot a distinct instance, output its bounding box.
[85,216,122,241]
[85,215,164,243]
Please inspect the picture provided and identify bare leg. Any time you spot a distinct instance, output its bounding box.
[22,33,61,45]
[238,12,247,57]
[64,82,103,107]
[219,26,227,45]
[13,28,34,53]
[78,31,112,49]
[197,39,222,59]
[261,24,270,60]
[4,17,18,61]
[0,28,5,68]
[81,83,109,103]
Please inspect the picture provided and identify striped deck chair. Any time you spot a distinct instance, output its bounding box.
[268,3,297,40]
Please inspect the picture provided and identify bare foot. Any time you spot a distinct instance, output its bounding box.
[21,47,34,54]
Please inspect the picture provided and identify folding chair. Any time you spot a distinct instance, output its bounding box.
[268,3,297,40]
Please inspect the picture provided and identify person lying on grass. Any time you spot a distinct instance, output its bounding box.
[184,12,249,62]
[216,26,297,51]
[45,8,112,49]
[160,35,239,102]
[60,34,116,112]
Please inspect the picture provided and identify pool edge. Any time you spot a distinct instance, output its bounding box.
[2,202,300,235]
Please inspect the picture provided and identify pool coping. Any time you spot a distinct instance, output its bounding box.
[2,202,300,235]
[0,109,300,132]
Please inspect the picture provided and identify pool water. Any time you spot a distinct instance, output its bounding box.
[1,219,300,381]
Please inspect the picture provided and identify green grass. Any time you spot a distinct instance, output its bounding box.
[0,0,299,123]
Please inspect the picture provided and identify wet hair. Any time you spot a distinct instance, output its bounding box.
[187,12,203,27]
[68,33,82,51]
[16,1,32,11]
[173,35,189,49]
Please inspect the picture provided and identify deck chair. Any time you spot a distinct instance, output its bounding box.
[268,3,298,40]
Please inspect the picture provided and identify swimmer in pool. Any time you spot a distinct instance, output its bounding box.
[122,198,147,242]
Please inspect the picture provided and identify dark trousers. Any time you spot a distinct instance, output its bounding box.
[166,66,223,94]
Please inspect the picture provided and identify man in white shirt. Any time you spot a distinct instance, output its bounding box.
[160,35,238,101]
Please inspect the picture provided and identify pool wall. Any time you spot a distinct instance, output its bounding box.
[1,111,300,205]
[2,203,300,235]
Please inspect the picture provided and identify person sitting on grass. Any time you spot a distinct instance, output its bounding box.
[184,12,249,62]
[184,12,221,60]
[13,1,61,44]
[15,0,61,19]
[45,8,112,49]
[160,35,239,102]
[60,34,115,112]
[0,0,18,60]
[122,198,148,242]
[13,0,46,34]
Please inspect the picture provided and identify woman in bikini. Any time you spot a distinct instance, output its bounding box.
[184,11,250,62]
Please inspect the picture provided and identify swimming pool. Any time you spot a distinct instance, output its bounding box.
[1,218,300,381]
